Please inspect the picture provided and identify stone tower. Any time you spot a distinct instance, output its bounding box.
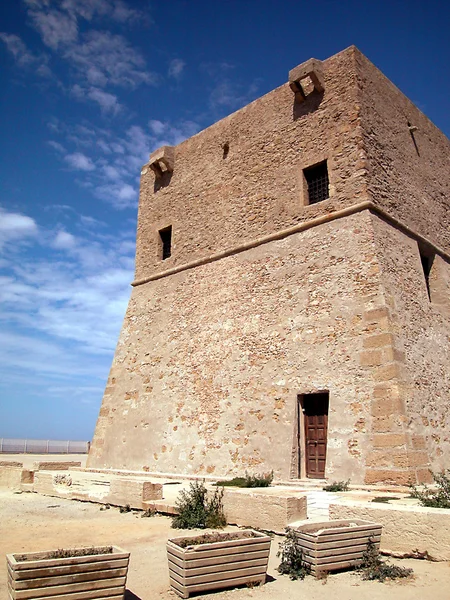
[88,46,450,485]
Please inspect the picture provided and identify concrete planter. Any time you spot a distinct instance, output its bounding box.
[167,530,271,598]
[294,519,382,575]
[7,546,130,600]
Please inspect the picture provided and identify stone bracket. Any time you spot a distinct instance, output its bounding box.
[148,145,175,178]
[289,58,324,102]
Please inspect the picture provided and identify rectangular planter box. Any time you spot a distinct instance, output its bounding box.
[167,530,271,599]
[294,519,382,575]
[7,546,130,600]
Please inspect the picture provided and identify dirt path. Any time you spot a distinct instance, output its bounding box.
[1,490,450,600]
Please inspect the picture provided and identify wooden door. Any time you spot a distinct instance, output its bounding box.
[302,393,329,478]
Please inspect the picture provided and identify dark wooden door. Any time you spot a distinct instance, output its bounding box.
[303,393,329,478]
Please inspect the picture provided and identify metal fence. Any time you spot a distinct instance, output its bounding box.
[0,438,90,454]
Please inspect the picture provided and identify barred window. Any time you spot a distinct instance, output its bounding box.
[304,161,329,204]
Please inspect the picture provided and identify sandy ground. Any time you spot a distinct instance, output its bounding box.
[1,491,450,600]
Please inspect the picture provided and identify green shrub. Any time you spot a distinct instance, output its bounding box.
[358,539,413,582]
[323,479,350,492]
[410,470,450,508]
[215,471,273,488]
[172,480,227,529]
[277,529,310,580]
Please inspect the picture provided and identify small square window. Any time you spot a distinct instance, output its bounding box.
[303,161,329,204]
[159,226,172,260]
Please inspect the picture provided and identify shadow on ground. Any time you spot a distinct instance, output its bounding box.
[125,591,143,600]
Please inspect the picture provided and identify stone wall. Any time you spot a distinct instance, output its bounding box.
[356,50,450,253]
[91,210,401,483]
[89,46,450,485]
[135,46,368,281]
[370,215,450,474]
[330,501,450,561]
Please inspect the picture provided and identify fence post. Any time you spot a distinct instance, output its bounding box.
[24,439,27,453]
[0,438,2,452]
[67,440,70,454]
[46,440,49,453]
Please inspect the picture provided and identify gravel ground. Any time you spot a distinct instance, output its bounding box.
[1,490,450,600]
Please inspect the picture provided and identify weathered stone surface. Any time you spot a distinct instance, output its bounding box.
[88,45,450,486]
[33,470,162,509]
[0,466,22,490]
[222,489,307,532]
[33,461,82,471]
[330,501,450,561]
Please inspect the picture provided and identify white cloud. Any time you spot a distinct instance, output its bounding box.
[64,151,96,171]
[61,0,143,24]
[210,79,260,110]
[47,140,66,153]
[65,30,155,89]
[28,7,79,50]
[47,118,199,210]
[52,230,77,250]
[0,211,135,361]
[168,58,185,79]
[87,87,122,114]
[0,32,51,76]
[102,165,122,180]
[94,182,137,208]
[19,0,155,115]
[149,119,166,135]
[0,208,38,249]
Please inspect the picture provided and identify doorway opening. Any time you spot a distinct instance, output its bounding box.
[297,392,329,479]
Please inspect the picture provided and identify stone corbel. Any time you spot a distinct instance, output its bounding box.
[148,146,175,178]
[289,58,325,102]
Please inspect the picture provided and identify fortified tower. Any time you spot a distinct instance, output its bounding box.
[88,46,450,485]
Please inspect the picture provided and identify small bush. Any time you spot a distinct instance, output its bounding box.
[141,507,156,518]
[410,470,450,508]
[172,480,227,529]
[277,529,310,580]
[323,479,350,492]
[215,471,273,488]
[358,539,413,582]
[119,504,131,513]
[176,531,258,548]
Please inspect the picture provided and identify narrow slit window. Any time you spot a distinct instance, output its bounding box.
[304,161,329,204]
[159,226,172,260]
[419,247,434,301]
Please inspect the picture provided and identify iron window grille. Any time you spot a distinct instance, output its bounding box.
[304,161,329,204]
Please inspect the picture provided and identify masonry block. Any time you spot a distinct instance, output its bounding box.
[289,58,324,101]
[0,466,22,490]
[148,145,175,178]
[330,501,450,561]
[222,488,307,532]
[364,469,414,486]
[33,469,163,509]
[372,433,408,448]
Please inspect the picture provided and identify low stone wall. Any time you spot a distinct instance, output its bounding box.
[0,461,23,468]
[33,461,81,470]
[33,470,163,509]
[0,467,22,490]
[330,501,450,561]
[222,488,307,532]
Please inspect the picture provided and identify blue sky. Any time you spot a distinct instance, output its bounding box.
[1,0,449,442]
